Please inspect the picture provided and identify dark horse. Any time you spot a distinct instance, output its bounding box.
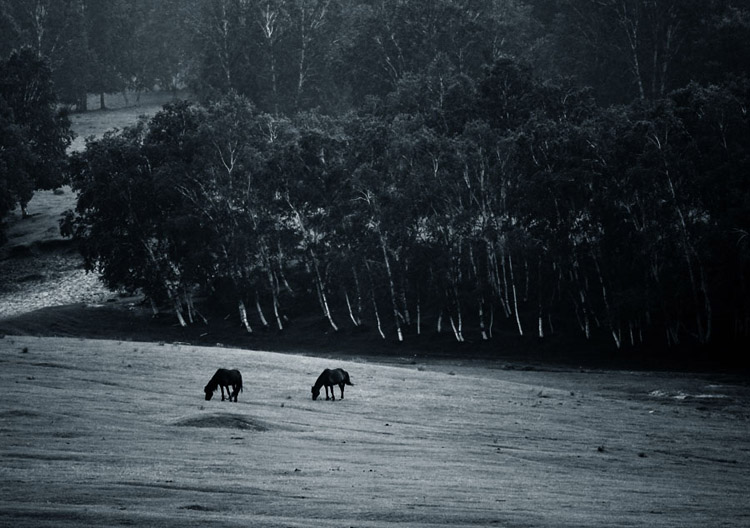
[311,368,353,401]
[204,368,243,402]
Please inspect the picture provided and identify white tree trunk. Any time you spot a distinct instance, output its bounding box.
[372,293,385,339]
[345,289,360,326]
[449,315,464,342]
[479,299,488,340]
[238,300,253,333]
[380,233,403,342]
[172,297,187,327]
[508,254,523,336]
[256,294,270,329]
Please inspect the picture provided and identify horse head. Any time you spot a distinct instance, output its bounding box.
[204,387,214,401]
[311,386,320,400]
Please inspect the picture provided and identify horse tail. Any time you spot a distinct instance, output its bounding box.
[238,372,244,392]
[345,373,353,386]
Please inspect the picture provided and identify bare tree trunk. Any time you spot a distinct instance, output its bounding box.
[416,294,421,336]
[364,260,386,339]
[277,241,295,295]
[449,315,464,342]
[449,287,464,342]
[508,254,523,336]
[479,298,489,340]
[352,265,364,319]
[380,233,403,342]
[345,289,360,326]
[487,241,509,316]
[399,275,411,326]
[592,253,621,348]
[170,291,187,327]
[500,246,512,318]
[238,300,253,333]
[615,0,646,100]
[373,293,385,339]
[310,250,338,332]
[268,268,284,331]
[256,292,270,329]
[259,1,281,114]
[184,291,194,324]
[652,134,711,343]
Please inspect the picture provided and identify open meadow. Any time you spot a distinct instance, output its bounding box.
[1,335,749,527]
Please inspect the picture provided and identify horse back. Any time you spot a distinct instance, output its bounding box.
[215,368,242,385]
[327,368,349,385]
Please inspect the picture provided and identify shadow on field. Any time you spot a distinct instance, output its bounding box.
[174,414,269,432]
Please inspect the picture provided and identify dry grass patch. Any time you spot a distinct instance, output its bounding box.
[1,335,749,527]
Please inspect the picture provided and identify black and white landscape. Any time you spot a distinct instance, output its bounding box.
[1,1,749,526]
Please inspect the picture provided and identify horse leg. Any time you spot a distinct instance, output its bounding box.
[232,384,238,402]
[220,385,226,401]
[339,383,345,399]
[325,386,331,401]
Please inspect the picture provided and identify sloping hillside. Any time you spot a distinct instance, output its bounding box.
[1,335,749,527]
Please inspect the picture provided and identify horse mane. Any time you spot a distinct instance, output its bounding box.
[312,370,328,390]
[205,370,221,392]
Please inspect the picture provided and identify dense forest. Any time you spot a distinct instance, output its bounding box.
[2,0,749,357]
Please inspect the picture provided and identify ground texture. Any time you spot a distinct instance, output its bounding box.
[1,335,749,527]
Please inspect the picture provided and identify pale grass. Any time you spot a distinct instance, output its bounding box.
[1,335,748,527]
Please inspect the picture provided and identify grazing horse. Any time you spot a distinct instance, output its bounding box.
[204,368,243,402]
[311,368,353,401]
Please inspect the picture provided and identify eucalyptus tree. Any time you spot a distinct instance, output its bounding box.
[164,94,288,332]
[188,0,254,95]
[78,0,133,109]
[63,101,211,325]
[0,97,29,241]
[286,0,341,111]
[0,48,72,224]
[334,0,538,107]
[63,123,170,309]
[127,0,197,95]
[671,80,750,343]
[265,110,352,332]
[535,0,748,104]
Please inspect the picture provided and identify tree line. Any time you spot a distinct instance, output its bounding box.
[2,1,748,112]
[2,0,749,355]
[62,61,750,352]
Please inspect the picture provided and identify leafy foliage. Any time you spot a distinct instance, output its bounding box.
[0,48,71,240]
[62,61,750,354]
[3,1,749,356]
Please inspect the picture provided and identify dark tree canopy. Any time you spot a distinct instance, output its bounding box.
[62,68,750,358]
[1,1,749,359]
[0,48,72,235]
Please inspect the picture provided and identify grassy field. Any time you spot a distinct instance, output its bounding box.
[1,335,749,527]
[69,90,186,152]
